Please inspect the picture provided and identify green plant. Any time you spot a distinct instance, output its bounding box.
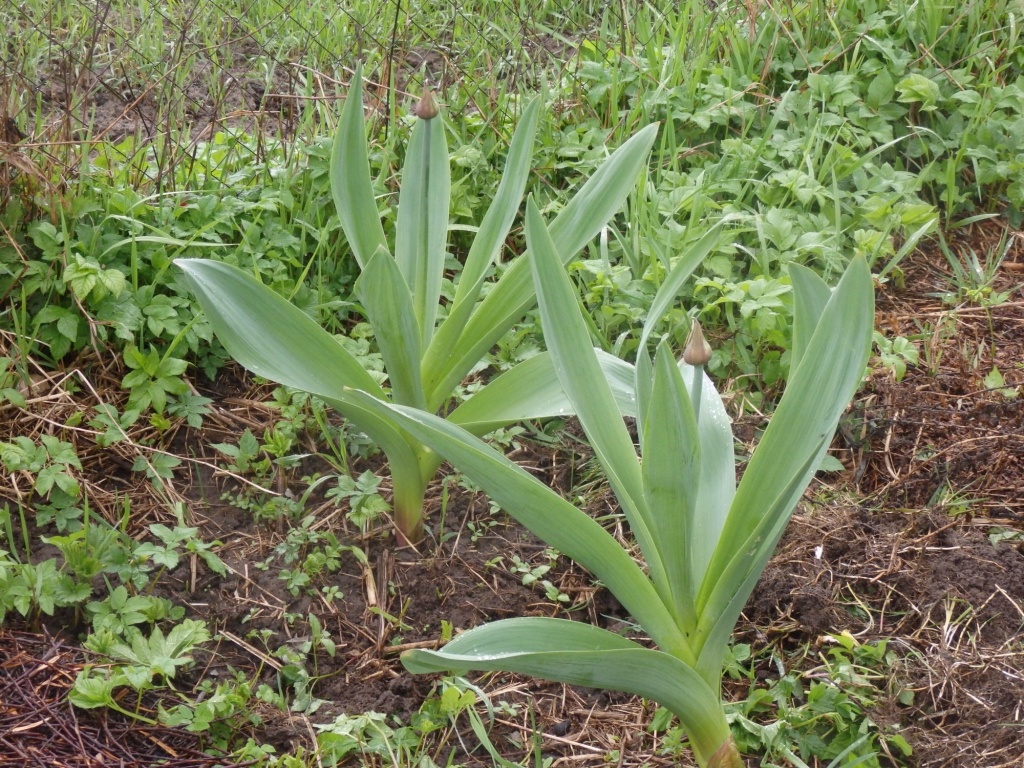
[936,228,1013,307]
[133,506,228,580]
[719,633,913,766]
[343,201,873,766]
[872,332,920,382]
[159,669,260,745]
[177,68,655,544]
[86,585,184,634]
[71,619,212,722]
[0,435,82,499]
[506,549,570,605]
[0,551,92,624]
[212,429,265,475]
[325,470,390,532]
[0,357,27,407]
[120,344,190,415]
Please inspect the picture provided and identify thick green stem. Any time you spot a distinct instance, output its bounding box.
[691,363,704,425]
[705,737,744,768]
[391,470,426,547]
[674,704,738,768]
[390,445,444,547]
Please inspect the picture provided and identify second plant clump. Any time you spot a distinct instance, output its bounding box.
[346,201,874,766]
[179,69,653,545]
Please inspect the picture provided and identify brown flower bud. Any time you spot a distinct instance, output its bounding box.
[414,84,438,120]
[683,318,712,366]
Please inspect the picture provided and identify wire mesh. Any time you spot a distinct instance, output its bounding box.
[0,0,655,147]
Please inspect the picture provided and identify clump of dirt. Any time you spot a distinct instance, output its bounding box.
[744,503,1024,767]
[854,220,1024,520]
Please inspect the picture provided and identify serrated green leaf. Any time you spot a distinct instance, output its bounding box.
[56,313,79,341]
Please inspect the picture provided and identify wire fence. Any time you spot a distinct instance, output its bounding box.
[0,0,652,150]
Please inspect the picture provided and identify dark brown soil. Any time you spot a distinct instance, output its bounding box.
[855,220,1024,520]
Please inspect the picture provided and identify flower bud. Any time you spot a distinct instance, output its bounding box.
[414,84,438,120]
[683,318,712,366]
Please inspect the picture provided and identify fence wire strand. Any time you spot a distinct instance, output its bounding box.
[2,0,662,143]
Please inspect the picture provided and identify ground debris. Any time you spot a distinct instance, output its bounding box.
[0,628,250,768]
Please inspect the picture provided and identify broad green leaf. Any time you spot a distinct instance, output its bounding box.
[694,447,821,687]
[787,263,831,373]
[176,259,385,399]
[865,69,895,110]
[680,361,735,588]
[354,249,426,410]
[424,124,659,402]
[642,343,700,629]
[702,257,872,592]
[395,109,450,349]
[177,257,438,541]
[404,618,729,766]
[634,350,654,453]
[638,220,730,353]
[423,98,541,407]
[340,388,687,658]
[447,349,638,435]
[695,257,873,669]
[449,98,541,311]
[896,73,942,109]
[525,199,668,605]
[331,66,387,269]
